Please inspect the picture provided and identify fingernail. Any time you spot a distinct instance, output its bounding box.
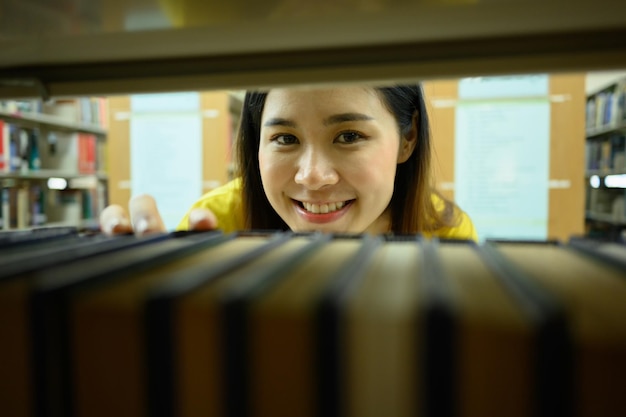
[134,217,150,235]
[189,210,205,227]
[103,217,128,234]
[112,218,131,233]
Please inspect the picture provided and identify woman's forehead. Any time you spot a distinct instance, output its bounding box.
[262,86,386,116]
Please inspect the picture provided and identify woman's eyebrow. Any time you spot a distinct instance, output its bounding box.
[323,113,374,125]
[263,117,296,127]
[263,113,374,128]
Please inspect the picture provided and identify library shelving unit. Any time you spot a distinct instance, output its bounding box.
[584,77,626,240]
[0,98,108,231]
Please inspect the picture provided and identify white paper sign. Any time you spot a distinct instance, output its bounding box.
[459,74,549,99]
[130,93,202,230]
[454,99,551,241]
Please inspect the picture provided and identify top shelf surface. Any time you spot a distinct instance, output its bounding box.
[0,0,626,98]
[0,110,107,135]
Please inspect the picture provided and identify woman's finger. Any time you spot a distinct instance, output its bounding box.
[99,204,133,235]
[188,208,219,230]
[128,194,167,236]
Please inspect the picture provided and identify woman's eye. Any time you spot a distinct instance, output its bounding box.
[273,134,299,145]
[336,131,363,144]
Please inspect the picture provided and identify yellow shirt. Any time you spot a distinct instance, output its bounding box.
[178,178,478,241]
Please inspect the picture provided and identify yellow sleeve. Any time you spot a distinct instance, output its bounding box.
[428,209,478,241]
[176,178,245,233]
[424,193,478,242]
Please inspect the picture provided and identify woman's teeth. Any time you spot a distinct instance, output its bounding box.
[302,201,346,214]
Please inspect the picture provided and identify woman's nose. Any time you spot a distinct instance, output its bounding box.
[294,148,339,190]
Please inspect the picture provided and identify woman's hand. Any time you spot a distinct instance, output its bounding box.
[99,194,218,236]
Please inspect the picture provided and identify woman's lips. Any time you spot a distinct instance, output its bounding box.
[293,199,354,224]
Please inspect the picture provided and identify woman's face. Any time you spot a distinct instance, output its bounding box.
[258,86,415,234]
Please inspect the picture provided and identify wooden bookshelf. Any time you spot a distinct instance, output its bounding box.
[0,99,109,230]
[584,76,626,237]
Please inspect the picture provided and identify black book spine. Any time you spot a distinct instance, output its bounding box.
[28,231,225,417]
[221,232,331,417]
[315,235,382,417]
[477,241,574,417]
[419,238,458,417]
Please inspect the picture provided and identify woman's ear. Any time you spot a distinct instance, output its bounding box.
[397,113,418,163]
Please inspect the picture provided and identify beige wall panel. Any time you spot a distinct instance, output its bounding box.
[106,96,131,209]
[423,80,458,202]
[548,73,586,241]
[201,92,232,193]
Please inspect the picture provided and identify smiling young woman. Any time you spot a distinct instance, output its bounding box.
[175,84,476,240]
[100,84,477,240]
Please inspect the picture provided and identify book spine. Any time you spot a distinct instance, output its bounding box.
[0,120,7,171]
[17,185,30,228]
[0,187,9,229]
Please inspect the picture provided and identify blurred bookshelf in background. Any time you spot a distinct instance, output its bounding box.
[585,76,626,241]
[0,97,108,231]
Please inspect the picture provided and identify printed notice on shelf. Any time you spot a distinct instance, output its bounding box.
[454,90,550,241]
[458,74,549,99]
[130,93,202,231]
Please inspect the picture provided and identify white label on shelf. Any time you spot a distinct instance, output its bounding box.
[115,111,131,121]
[203,180,222,190]
[431,94,571,108]
[550,94,571,103]
[202,109,220,118]
[439,182,455,190]
[548,179,571,189]
[431,99,456,108]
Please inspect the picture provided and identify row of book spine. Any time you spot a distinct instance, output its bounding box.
[0,120,101,174]
[586,81,626,131]
[0,185,104,230]
[1,97,108,128]
[585,133,626,172]
[0,121,41,173]
[0,185,46,230]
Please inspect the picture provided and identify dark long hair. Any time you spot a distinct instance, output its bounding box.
[235,84,456,233]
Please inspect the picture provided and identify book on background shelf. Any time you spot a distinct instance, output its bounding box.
[42,99,80,122]
[0,120,8,171]
[27,129,41,171]
[30,186,46,226]
[585,133,626,173]
[586,80,626,133]
[0,187,8,229]
[78,133,90,174]
[9,125,21,172]
[0,99,41,115]
[16,186,29,229]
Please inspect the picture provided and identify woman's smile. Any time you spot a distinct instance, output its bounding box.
[292,198,355,224]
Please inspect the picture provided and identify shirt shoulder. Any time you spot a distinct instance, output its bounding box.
[176,178,245,233]
[424,193,478,242]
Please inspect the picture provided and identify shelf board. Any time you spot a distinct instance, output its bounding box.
[0,110,107,135]
[0,170,107,181]
[42,218,101,231]
[1,1,626,98]
[585,170,626,178]
[586,122,626,138]
[586,211,626,226]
